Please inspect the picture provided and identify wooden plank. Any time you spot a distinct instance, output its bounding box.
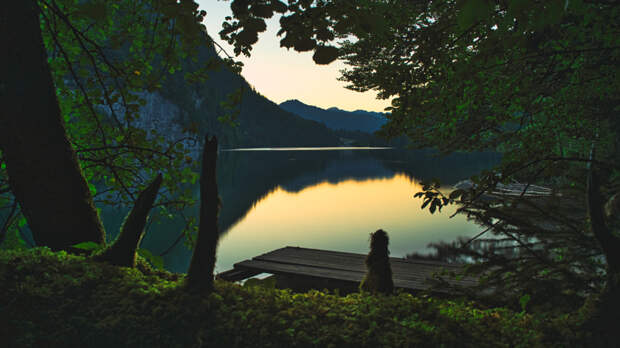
[216,268,262,282]
[253,253,473,285]
[255,251,364,271]
[254,247,473,284]
[239,257,473,288]
[219,246,478,292]
[268,246,460,268]
[235,260,365,283]
[234,259,431,291]
[257,247,464,276]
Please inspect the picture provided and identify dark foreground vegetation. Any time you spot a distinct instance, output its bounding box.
[1,1,619,347]
[0,247,611,348]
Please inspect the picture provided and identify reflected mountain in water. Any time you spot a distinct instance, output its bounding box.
[219,149,498,235]
[100,148,499,273]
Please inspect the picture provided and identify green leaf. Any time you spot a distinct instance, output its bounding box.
[88,183,97,196]
[519,294,531,312]
[272,1,288,13]
[421,198,431,209]
[507,0,530,17]
[312,46,339,65]
[0,227,27,250]
[138,248,164,269]
[75,1,108,23]
[250,4,274,18]
[237,29,260,46]
[429,199,437,214]
[72,241,102,251]
[458,0,493,31]
[449,189,465,200]
[231,0,250,16]
[536,1,565,27]
[294,38,317,52]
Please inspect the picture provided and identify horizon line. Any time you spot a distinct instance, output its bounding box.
[222,147,393,152]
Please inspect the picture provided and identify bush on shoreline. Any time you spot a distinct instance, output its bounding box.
[0,248,591,347]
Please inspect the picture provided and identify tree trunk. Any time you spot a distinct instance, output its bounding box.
[0,0,105,250]
[585,162,620,335]
[187,136,220,291]
[94,174,162,267]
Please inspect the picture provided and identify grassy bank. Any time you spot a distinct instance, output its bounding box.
[0,248,589,347]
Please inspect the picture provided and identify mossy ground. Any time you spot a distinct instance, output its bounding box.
[0,248,596,347]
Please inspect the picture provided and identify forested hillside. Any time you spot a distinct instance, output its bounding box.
[280,99,386,133]
[155,41,342,148]
[278,99,411,147]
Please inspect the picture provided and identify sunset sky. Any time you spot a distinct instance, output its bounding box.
[196,0,392,113]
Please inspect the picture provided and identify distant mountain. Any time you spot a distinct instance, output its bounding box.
[328,106,387,120]
[140,38,343,150]
[279,99,387,133]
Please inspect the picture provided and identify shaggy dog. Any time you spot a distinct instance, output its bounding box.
[359,229,394,294]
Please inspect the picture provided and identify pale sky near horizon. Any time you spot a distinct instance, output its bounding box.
[196,0,392,113]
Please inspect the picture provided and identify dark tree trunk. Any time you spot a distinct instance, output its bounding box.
[187,136,220,291]
[94,174,162,267]
[585,163,620,332]
[0,0,105,250]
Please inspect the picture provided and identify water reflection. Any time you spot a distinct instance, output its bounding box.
[100,148,499,273]
[217,174,481,275]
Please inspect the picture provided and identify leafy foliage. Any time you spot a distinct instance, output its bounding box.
[220,0,374,64]
[0,0,215,245]
[71,241,102,252]
[221,0,620,315]
[0,248,597,347]
[137,247,165,269]
[159,51,344,149]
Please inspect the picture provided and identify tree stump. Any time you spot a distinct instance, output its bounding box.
[94,173,162,267]
[187,135,220,291]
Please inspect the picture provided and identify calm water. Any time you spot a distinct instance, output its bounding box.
[100,148,499,274]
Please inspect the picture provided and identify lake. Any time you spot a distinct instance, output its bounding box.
[100,148,499,274]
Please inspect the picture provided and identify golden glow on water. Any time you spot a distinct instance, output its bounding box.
[215,174,481,272]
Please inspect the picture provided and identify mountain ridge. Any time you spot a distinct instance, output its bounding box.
[148,40,344,149]
[326,105,386,118]
[280,99,387,133]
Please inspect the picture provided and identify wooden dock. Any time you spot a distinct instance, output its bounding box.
[217,246,477,294]
[454,180,554,200]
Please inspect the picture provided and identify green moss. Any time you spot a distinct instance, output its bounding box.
[0,248,591,347]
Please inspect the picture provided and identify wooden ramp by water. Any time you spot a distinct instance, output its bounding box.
[217,246,477,294]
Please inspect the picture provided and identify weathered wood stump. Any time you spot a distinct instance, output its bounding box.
[187,135,220,291]
[95,173,163,267]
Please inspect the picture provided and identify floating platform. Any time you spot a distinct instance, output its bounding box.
[217,246,477,294]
